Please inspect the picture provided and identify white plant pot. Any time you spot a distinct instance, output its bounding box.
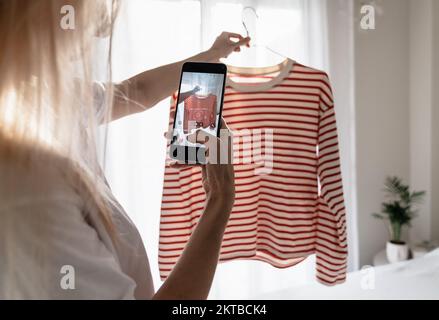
[386,241,409,263]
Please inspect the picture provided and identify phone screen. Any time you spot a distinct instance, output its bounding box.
[170,63,226,164]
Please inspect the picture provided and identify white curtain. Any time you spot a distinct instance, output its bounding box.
[103,0,356,299]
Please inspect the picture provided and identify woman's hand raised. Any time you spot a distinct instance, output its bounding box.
[208,32,251,61]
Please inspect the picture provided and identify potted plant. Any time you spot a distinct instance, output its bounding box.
[372,176,426,263]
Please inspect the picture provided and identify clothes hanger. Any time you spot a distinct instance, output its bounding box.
[241,6,288,61]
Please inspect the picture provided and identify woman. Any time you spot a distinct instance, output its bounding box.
[0,0,250,299]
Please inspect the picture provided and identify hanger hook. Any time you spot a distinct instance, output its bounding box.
[241,6,259,38]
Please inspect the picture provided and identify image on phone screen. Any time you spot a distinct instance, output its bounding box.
[170,63,226,164]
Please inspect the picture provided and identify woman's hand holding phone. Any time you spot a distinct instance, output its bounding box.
[156,118,234,300]
[191,118,235,217]
[165,118,235,217]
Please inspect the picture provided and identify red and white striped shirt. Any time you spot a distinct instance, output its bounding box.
[159,59,347,286]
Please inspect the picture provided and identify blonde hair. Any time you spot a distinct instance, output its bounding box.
[0,0,120,237]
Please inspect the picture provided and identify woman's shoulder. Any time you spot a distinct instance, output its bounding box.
[0,137,82,210]
[0,138,143,299]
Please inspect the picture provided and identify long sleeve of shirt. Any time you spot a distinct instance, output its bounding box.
[315,73,348,285]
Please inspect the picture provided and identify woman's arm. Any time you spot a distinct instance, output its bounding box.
[111,32,250,121]
[153,189,232,300]
[153,122,235,300]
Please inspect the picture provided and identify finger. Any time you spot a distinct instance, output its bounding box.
[200,165,211,194]
[169,161,201,169]
[168,161,186,168]
[236,36,251,48]
[168,109,176,133]
[201,165,207,180]
[219,119,233,164]
[226,32,245,41]
[169,108,175,121]
[220,133,233,164]
[208,137,224,165]
[187,129,212,145]
[205,146,210,157]
[186,130,200,144]
[220,117,227,128]
[220,117,232,132]
[164,130,175,139]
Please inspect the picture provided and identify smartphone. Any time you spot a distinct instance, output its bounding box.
[170,62,227,164]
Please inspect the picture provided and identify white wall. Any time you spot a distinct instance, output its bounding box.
[409,0,433,244]
[354,0,411,267]
[354,0,439,266]
[326,0,359,271]
[432,0,439,241]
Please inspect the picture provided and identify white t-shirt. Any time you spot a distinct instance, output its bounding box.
[0,144,155,299]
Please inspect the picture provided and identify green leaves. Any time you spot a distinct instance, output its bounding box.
[372,176,426,242]
[372,213,385,220]
[381,201,411,226]
[384,176,408,198]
